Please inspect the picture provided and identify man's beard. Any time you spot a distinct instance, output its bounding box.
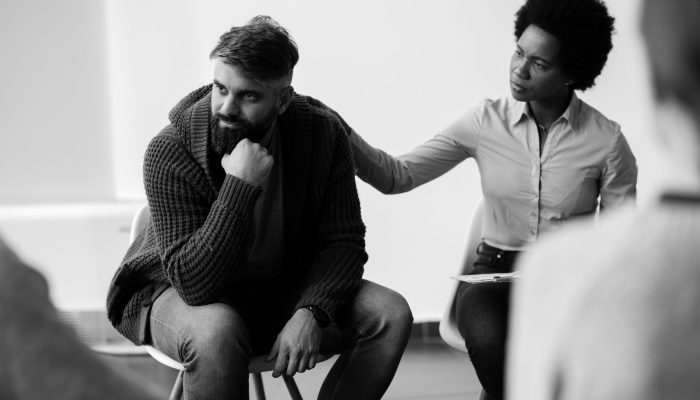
[210,110,277,155]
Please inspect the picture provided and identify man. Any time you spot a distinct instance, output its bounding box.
[0,236,161,400]
[507,1,700,399]
[106,16,412,399]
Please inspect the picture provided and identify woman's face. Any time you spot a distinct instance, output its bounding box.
[509,24,571,103]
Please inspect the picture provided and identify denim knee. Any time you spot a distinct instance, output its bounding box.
[363,283,414,337]
[386,290,413,331]
[181,303,252,365]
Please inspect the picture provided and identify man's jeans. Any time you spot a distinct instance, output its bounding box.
[149,279,413,399]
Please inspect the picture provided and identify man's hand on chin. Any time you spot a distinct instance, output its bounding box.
[266,307,323,377]
[221,138,273,186]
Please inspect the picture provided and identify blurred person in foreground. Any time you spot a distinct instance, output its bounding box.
[348,0,637,398]
[106,16,412,400]
[508,1,700,399]
[0,236,161,400]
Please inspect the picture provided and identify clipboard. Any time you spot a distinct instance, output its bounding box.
[452,272,522,284]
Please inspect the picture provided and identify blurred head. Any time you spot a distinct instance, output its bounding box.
[641,0,700,131]
[209,16,298,153]
[511,0,615,102]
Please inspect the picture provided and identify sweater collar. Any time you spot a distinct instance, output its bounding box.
[167,84,314,204]
[168,85,216,188]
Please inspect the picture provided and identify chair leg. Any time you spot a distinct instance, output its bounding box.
[282,374,303,400]
[169,370,184,400]
[252,372,266,400]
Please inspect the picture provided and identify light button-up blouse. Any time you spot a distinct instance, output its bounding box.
[350,94,638,250]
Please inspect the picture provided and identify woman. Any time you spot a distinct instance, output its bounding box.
[349,0,637,399]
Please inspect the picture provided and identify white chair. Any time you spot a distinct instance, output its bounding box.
[440,199,503,400]
[438,199,485,352]
[128,203,320,400]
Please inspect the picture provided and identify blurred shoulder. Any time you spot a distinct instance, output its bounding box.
[517,203,638,292]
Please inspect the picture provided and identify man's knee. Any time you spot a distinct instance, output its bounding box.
[357,280,413,333]
[383,288,413,329]
[177,303,252,362]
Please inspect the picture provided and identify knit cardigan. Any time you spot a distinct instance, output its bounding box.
[106,86,367,344]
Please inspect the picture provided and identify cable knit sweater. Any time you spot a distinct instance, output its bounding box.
[106,85,367,344]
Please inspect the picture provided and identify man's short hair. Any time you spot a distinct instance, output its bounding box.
[210,16,299,84]
[514,0,615,92]
[642,0,700,125]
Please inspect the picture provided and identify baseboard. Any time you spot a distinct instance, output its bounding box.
[409,321,442,345]
[59,309,443,347]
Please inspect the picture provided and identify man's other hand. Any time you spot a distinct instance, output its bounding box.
[221,138,273,186]
[266,308,322,377]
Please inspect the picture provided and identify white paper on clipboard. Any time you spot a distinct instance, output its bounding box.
[452,272,522,284]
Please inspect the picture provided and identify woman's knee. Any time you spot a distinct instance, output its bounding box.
[455,285,509,350]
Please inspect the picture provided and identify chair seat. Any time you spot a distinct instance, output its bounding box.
[91,343,149,356]
[145,344,333,374]
[145,345,185,371]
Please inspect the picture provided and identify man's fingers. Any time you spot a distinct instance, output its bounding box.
[286,349,300,377]
[297,352,310,374]
[272,345,288,378]
[308,353,318,371]
[266,338,280,362]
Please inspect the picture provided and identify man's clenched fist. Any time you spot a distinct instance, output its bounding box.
[221,138,274,186]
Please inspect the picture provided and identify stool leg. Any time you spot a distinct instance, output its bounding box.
[282,374,303,400]
[252,372,266,400]
[169,370,184,400]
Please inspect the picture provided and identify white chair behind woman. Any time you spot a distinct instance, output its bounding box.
[439,199,485,351]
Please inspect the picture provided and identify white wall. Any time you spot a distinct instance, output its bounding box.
[2,0,656,319]
[105,0,656,320]
[0,203,139,309]
[0,0,114,203]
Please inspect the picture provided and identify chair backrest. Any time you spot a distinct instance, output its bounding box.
[129,204,151,244]
[438,199,485,352]
[127,204,185,370]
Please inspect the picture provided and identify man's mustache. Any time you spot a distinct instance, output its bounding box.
[215,114,246,125]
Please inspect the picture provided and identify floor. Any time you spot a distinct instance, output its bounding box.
[97,338,482,400]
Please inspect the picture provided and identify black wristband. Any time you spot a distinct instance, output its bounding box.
[301,305,331,327]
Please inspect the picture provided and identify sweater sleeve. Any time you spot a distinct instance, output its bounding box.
[294,120,368,318]
[144,134,262,306]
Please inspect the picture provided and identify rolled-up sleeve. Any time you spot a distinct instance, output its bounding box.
[349,105,481,194]
[600,129,638,211]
